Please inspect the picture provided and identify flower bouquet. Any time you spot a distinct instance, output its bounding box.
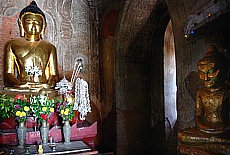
[12,94,31,146]
[56,99,75,121]
[56,98,75,143]
[25,65,42,82]
[13,94,31,123]
[30,93,55,144]
[30,93,55,123]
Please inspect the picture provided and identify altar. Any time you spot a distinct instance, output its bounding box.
[0,140,98,155]
[0,1,97,152]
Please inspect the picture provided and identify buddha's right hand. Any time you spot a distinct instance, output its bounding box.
[16,82,53,89]
[15,82,31,89]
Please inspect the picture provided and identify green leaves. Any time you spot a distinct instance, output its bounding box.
[30,93,55,123]
[0,94,14,119]
[0,93,76,124]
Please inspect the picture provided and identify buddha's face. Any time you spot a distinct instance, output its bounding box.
[21,12,44,35]
[198,62,219,88]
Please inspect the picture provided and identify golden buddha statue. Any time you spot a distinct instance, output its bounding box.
[3,1,59,93]
[195,45,230,134]
[178,45,230,154]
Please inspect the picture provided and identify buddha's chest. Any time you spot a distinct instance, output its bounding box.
[12,43,51,66]
[201,90,228,111]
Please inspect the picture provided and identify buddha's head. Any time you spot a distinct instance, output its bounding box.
[197,45,228,89]
[18,1,46,41]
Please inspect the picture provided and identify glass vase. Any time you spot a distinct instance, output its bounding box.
[17,122,27,147]
[63,120,71,144]
[40,120,49,144]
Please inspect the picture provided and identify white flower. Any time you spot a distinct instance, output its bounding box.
[39,94,47,106]
[25,66,42,77]
[31,96,38,104]
[38,70,42,76]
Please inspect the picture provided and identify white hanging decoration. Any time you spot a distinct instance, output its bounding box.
[73,77,91,120]
[71,62,83,84]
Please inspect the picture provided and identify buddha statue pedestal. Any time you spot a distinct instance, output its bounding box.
[178,128,230,154]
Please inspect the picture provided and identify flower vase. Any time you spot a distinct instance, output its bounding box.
[40,121,49,144]
[17,122,27,147]
[63,120,71,144]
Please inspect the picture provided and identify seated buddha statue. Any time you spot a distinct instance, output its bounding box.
[195,45,229,135]
[178,45,230,154]
[3,1,59,93]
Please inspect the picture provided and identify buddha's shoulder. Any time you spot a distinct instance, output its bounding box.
[5,38,24,45]
[5,38,56,48]
[197,88,207,94]
[40,40,56,48]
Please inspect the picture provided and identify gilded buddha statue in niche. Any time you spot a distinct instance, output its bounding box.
[178,45,230,154]
[195,45,229,134]
[4,1,59,92]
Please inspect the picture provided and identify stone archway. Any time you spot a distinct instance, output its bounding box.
[113,0,170,154]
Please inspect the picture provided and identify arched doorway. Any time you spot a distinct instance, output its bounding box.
[164,20,177,139]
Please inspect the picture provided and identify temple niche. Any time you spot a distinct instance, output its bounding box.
[0,0,101,122]
[178,45,230,154]
[0,0,101,153]
[178,1,230,154]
